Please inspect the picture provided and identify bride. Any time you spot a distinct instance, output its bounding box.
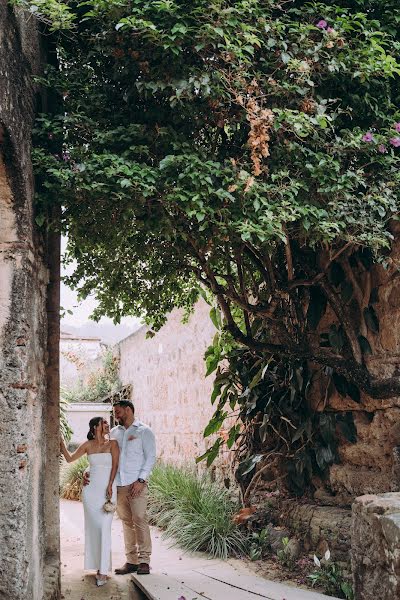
[60,417,119,586]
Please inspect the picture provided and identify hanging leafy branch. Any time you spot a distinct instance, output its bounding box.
[25,0,400,403]
[198,306,359,496]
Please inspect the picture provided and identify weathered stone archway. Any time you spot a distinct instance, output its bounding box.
[0,4,61,599]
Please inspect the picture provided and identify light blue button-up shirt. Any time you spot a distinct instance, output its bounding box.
[110,420,156,486]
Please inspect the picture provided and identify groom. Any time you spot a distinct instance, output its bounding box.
[83,399,156,575]
[111,400,156,575]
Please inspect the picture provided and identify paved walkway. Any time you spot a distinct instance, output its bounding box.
[60,499,339,600]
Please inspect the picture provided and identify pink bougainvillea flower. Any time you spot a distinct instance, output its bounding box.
[394,122,400,132]
[378,144,387,153]
[327,27,335,33]
[362,132,374,142]
[316,19,328,29]
[390,137,400,147]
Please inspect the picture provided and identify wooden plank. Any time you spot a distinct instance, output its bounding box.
[131,573,201,600]
[180,571,266,600]
[195,565,342,600]
[132,567,342,600]
[132,571,269,600]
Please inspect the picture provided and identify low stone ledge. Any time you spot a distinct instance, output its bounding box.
[279,499,352,561]
[351,492,400,600]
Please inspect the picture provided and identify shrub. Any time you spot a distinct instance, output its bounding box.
[61,349,121,403]
[60,455,89,500]
[309,550,354,600]
[148,463,247,559]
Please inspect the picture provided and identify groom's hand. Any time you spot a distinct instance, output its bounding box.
[129,480,145,498]
[83,470,90,486]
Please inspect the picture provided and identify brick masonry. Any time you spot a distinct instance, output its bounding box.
[118,300,218,466]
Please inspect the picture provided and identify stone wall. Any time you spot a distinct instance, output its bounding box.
[278,499,352,561]
[118,300,218,466]
[0,5,59,600]
[352,493,400,600]
[66,402,111,444]
[307,236,400,501]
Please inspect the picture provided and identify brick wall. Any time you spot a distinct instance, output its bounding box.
[118,300,217,466]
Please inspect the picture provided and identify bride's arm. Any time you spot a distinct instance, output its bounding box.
[107,440,120,497]
[60,438,89,463]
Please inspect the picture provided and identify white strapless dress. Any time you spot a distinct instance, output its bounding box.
[82,453,117,574]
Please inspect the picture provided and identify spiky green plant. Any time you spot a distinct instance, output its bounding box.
[60,396,73,443]
[148,463,247,559]
[60,455,89,500]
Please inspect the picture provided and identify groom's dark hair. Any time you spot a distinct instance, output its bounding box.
[113,400,134,413]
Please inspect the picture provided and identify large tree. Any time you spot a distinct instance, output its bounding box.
[30,0,400,401]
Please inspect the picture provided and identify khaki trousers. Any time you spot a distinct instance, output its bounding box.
[117,485,152,564]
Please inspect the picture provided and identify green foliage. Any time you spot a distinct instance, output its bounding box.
[28,0,400,403]
[309,551,354,599]
[60,396,73,442]
[248,527,269,561]
[148,463,248,559]
[12,0,76,30]
[61,349,120,403]
[198,308,358,494]
[60,455,89,500]
[24,0,400,488]
[277,536,296,570]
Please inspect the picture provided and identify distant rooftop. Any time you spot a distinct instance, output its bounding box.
[60,329,102,342]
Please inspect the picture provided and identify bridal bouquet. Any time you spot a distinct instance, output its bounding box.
[103,499,117,513]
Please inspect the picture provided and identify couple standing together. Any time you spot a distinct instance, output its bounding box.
[60,400,156,586]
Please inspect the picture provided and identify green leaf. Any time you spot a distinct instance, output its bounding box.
[209,306,221,329]
[315,445,335,470]
[198,286,211,305]
[211,383,222,404]
[319,413,336,444]
[332,372,348,397]
[206,355,219,376]
[203,412,225,437]
[328,325,344,351]
[249,368,262,389]
[363,306,379,333]
[196,439,222,466]
[35,214,46,227]
[227,424,240,449]
[236,454,263,479]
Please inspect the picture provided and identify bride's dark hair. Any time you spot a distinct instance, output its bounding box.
[87,416,103,440]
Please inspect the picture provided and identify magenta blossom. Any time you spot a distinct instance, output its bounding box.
[378,144,387,153]
[362,132,374,142]
[390,137,400,147]
[327,27,335,33]
[394,122,400,132]
[316,19,328,29]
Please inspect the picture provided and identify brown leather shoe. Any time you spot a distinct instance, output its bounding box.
[137,563,150,575]
[114,563,138,575]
